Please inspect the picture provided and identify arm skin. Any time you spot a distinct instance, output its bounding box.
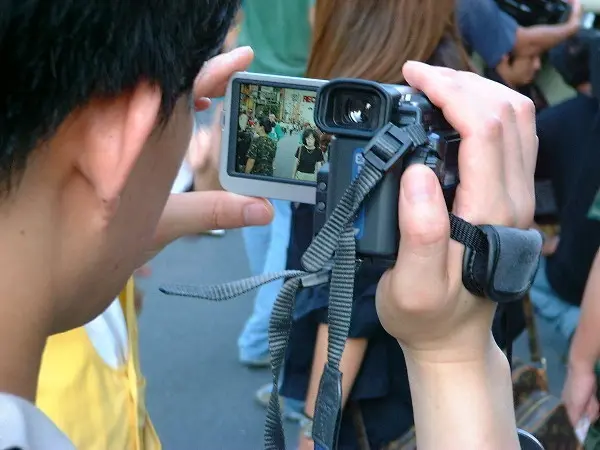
[568,247,600,371]
[406,338,520,450]
[513,20,579,56]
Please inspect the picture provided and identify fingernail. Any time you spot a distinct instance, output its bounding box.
[194,97,211,111]
[404,169,436,204]
[228,46,252,60]
[243,202,271,225]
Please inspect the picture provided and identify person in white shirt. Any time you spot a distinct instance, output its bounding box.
[0,1,539,449]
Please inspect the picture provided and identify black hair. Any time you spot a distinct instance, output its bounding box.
[301,128,319,146]
[257,116,273,134]
[0,0,239,191]
[550,31,594,90]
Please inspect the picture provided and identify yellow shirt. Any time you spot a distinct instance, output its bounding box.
[36,279,160,450]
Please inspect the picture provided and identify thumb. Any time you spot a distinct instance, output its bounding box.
[392,165,450,305]
[153,192,273,248]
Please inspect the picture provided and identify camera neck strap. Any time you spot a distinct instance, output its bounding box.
[160,123,543,450]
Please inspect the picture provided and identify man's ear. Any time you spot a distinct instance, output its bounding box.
[76,81,162,209]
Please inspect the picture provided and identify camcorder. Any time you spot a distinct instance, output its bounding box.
[220,73,460,260]
[495,0,571,27]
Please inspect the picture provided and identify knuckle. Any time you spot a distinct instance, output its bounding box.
[209,199,222,229]
[514,96,536,121]
[402,217,448,251]
[497,99,516,122]
[479,114,504,140]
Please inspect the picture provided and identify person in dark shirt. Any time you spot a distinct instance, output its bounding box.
[244,117,277,177]
[293,128,324,182]
[529,32,600,343]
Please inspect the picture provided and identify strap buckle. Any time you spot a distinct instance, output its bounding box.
[363,123,427,172]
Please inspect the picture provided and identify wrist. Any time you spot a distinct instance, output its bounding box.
[404,342,519,449]
[404,339,508,379]
[568,352,597,374]
[568,332,598,373]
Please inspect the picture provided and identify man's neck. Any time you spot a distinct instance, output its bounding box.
[0,199,55,401]
[0,311,47,401]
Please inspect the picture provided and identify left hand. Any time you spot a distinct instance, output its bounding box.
[563,363,600,427]
[145,47,274,261]
[187,104,223,192]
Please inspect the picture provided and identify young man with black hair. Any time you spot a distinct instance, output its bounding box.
[0,1,543,449]
[0,2,277,448]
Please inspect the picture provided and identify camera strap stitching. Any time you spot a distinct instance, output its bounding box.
[160,124,500,450]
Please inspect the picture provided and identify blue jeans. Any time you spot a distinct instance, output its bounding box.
[238,199,292,361]
[530,258,580,341]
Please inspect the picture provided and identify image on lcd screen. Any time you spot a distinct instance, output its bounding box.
[235,83,331,183]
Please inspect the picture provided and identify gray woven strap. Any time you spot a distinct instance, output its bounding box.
[159,160,381,450]
[159,123,486,450]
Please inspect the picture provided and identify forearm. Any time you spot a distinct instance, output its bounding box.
[245,158,255,174]
[514,22,578,55]
[405,339,519,450]
[569,248,600,369]
[304,324,367,416]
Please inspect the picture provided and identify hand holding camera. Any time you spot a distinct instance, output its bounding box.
[145,47,274,266]
[164,61,541,450]
[376,61,538,364]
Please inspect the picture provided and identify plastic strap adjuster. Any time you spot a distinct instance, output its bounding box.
[363,123,428,172]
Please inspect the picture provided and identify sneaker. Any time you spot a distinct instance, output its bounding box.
[255,383,305,422]
[239,354,271,369]
[205,229,225,237]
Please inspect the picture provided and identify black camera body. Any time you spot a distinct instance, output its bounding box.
[495,0,571,27]
[313,79,460,259]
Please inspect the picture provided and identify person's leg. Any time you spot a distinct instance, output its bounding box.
[238,199,292,365]
[241,222,271,277]
[530,258,581,341]
[297,324,368,450]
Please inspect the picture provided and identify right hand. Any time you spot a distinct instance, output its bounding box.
[563,364,600,427]
[376,62,538,364]
[186,105,223,192]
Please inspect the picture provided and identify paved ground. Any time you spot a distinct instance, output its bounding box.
[274,133,302,179]
[136,229,569,450]
[137,230,299,450]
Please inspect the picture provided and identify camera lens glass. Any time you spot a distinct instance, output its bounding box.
[332,90,380,131]
[344,96,374,124]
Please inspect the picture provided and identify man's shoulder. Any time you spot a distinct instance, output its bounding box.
[0,393,74,450]
[589,189,600,221]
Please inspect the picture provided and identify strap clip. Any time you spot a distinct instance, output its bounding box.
[363,123,428,172]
